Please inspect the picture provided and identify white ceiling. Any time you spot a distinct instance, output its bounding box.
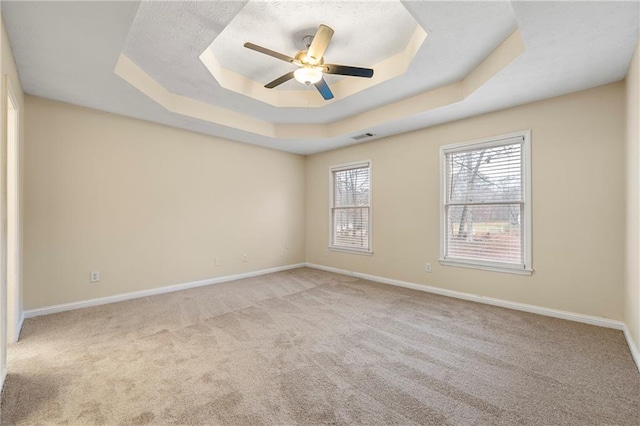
[2,1,638,155]
[209,1,417,88]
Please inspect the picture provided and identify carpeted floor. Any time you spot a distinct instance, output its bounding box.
[1,267,639,425]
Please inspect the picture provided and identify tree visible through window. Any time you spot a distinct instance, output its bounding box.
[441,132,531,273]
[331,162,371,253]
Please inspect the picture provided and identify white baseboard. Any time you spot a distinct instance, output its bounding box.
[20,261,640,373]
[306,263,640,371]
[623,325,640,373]
[305,263,625,330]
[7,310,24,344]
[24,263,306,319]
[0,366,6,395]
[13,312,24,343]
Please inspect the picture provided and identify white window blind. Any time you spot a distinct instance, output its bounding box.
[330,162,371,253]
[441,132,531,274]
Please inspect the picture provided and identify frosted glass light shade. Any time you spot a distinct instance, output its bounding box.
[294,67,323,85]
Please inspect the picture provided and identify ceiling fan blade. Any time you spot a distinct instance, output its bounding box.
[307,24,334,62]
[323,64,374,78]
[314,78,334,100]
[265,71,295,89]
[244,42,295,63]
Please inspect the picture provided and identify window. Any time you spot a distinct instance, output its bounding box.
[330,161,372,254]
[440,131,531,274]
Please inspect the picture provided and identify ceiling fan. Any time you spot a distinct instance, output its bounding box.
[244,24,374,100]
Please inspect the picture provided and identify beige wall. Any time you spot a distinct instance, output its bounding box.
[14,39,640,357]
[306,83,626,320]
[24,96,305,309]
[625,40,640,350]
[20,68,634,325]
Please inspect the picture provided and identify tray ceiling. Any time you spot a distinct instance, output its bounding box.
[2,1,638,154]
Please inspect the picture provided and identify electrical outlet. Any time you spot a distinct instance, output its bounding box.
[324,249,329,256]
[425,263,432,273]
[215,257,220,266]
[90,271,100,283]
[242,254,248,262]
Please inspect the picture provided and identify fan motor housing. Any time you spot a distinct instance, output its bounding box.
[295,50,324,66]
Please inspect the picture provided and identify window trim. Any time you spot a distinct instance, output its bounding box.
[439,130,532,275]
[328,160,373,255]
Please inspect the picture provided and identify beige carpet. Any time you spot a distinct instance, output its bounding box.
[2,267,639,425]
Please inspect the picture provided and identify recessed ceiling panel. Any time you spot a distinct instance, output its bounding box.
[210,0,417,89]
[120,0,518,122]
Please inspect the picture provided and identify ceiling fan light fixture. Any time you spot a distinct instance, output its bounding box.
[294,67,323,85]
[245,24,373,100]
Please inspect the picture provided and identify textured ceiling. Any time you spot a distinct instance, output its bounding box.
[119,0,516,123]
[2,1,639,155]
[193,1,426,106]
[210,0,417,88]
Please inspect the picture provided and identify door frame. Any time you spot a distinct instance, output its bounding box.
[6,78,20,344]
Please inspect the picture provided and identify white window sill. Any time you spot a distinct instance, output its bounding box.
[439,259,533,276]
[329,247,374,256]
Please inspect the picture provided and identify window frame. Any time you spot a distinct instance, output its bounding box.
[328,160,373,255]
[439,130,532,275]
